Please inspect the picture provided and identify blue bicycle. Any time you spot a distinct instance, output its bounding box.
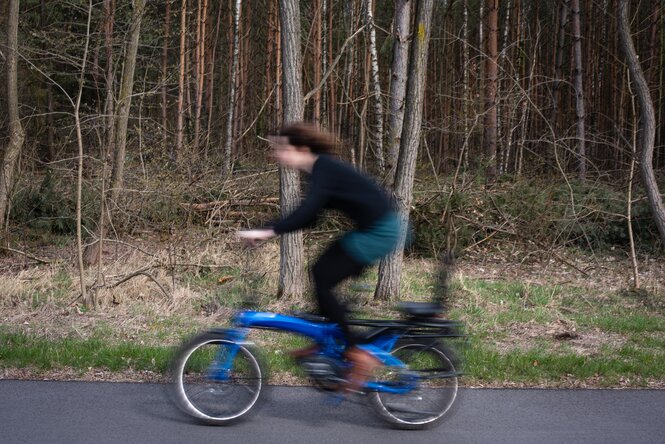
[170,302,464,429]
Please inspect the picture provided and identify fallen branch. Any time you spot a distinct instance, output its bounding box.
[1,246,51,264]
[109,270,171,300]
[184,197,279,212]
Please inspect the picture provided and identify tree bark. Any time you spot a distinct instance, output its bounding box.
[375,0,435,301]
[385,0,412,186]
[278,0,306,298]
[74,0,94,306]
[103,0,116,166]
[552,0,569,133]
[108,0,145,208]
[364,0,385,173]
[175,0,187,162]
[618,0,665,248]
[223,0,242,176]
[84,0,116,275]
[0,0,26,232]
[313,0,322,124]
[461,0,470,170]
[483,0,498,185]
[161,0,171,143]
[571,0,586,180]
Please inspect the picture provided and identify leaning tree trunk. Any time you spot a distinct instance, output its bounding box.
[108,0,145,209]
[385,0,411,187]
[618,0,665,247]
[0,0,26,232]
[571,0,586,180]
[375,0,435,301]
[223,0,242,176]
[278,0,306,299]
[483,0,498,185]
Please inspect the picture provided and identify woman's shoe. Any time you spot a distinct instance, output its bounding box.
[343,346,381,393]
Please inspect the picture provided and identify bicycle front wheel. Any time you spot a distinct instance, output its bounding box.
[170,332,264,425]
[368,340,460,430]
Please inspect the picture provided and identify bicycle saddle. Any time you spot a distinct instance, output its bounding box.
[397,302,444,318]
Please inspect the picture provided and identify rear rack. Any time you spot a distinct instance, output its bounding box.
[348,318,466,340]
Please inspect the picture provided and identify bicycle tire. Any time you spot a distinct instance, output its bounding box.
[368,340,461,430]
[170,331,264,425]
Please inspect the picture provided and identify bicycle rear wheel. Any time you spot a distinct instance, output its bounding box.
[170,331,264,425]
[368,340,460,430]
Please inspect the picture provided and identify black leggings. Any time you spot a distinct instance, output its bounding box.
[311,240,366,346]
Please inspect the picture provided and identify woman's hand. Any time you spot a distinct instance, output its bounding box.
[237,229,276,246]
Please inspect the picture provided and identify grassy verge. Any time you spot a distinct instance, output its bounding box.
[2,265,664,387]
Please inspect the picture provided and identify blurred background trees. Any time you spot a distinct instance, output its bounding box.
[1,0,664,301]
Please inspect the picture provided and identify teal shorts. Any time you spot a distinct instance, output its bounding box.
[340,212,401,265]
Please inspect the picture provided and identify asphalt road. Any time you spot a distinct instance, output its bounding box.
[0,380,663,444]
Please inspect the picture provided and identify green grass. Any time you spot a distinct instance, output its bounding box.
[2,273,665,387]
[461,342,665,387]
[0,331,171,373]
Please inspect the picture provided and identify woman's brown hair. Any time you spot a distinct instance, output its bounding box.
[278,122,339,155]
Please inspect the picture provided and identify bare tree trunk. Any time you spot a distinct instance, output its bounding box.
[278,0,306,298]
[385,0,411,186]
[552,0,569,134]
[627,70,640,289]
[618,0,665,248]
[341,0,357,157]
[313,0,322,124]
[656,0,665,158]
[275,2,283,128]
[192,0,208,156]
[83,0,116,274]
[204,1,222,159]
[103,0,117,164]
[0,0,26,232]
[571,0,586,180]
[497,0,511,175]
[109,0,145,207]
[321,0,329,128]
[462,0,470,170]
[223,0,242,176]
[375,0,435,301]
[175,0,187,162]
[483,0,498,185]
[74,0,94,306]
[162,0,171,144]
[40,0,55,161]
[364,0,385,173]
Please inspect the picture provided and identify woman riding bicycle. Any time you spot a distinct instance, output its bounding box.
[238,122,400,391]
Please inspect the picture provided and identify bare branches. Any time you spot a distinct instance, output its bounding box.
[1,246,51,264]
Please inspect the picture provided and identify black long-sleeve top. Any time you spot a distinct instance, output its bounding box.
[272,155,393,234]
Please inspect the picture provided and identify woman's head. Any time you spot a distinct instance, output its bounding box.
[276,122,338,154]
[268,122,338,171]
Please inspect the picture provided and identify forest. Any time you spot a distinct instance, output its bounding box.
[1,0,664,304]
[2,0,665,388]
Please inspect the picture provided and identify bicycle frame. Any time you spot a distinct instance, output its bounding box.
[209,310,423,394]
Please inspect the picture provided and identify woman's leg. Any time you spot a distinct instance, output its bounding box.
[312,241,382,392]
[311,241,365,346]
